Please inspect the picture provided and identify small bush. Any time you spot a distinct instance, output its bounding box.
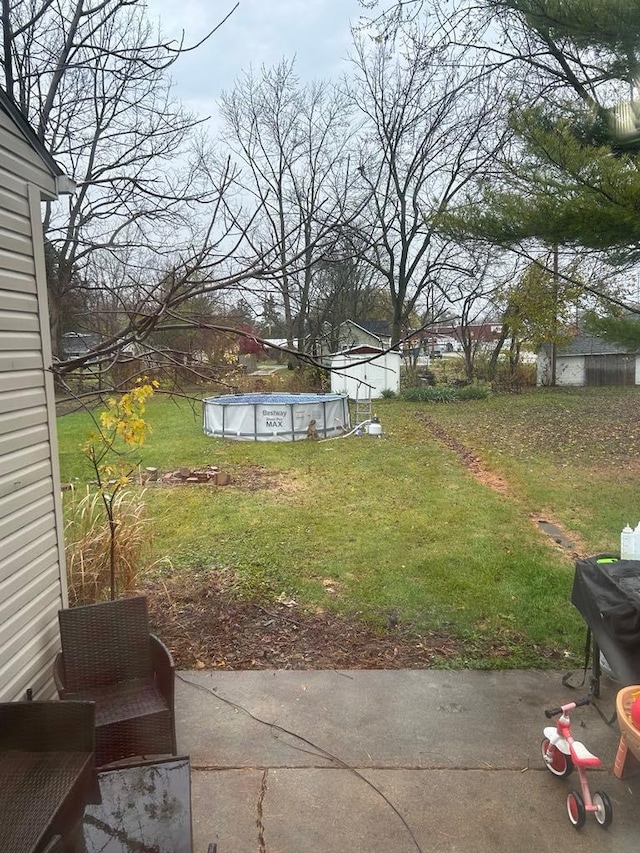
[457,385,491,401]
[381,387,396,398]
[400,365,436,389]
[403,386,458,403]
[232,364,327,394]
[490,362,536,393]
[402,385,490,403]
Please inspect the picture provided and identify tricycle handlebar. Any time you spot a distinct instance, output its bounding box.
[544,695,590,719]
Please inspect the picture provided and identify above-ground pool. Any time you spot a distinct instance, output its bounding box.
[202,392,350,442]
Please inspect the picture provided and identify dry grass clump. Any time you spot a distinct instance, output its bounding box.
[64,486,163,606]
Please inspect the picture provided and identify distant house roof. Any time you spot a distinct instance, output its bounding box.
[434,322,502,341]
[339,320,391,341]
[355,320,391,337]
[541,332,635,357]
[61,331,102,358]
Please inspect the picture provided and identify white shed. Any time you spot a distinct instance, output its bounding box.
[0,88,74,701]
[330,346,401,399]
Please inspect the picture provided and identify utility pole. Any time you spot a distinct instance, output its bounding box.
[551,244,559,387]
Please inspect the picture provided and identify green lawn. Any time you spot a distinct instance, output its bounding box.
[57,386,638,668]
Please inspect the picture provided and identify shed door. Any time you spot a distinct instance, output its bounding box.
[584,354,635,386]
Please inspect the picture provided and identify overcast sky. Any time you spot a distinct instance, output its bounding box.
[145,0,367,119]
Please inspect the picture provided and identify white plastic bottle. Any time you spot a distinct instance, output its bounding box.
[621,524,634,559]
[633,522,640,560]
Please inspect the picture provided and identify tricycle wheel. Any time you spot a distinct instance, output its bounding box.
[541,737,573,777]
[567,790,586,828]
[593,790,613,827]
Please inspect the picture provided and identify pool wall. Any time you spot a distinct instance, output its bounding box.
[202,393,350,442]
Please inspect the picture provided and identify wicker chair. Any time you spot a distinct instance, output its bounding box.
[54,595,177,767]
[0,700,96,853]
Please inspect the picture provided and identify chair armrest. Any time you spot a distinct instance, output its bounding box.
[53,652,67,696]
[150,634,176,753]
[150,634,174,691]
[40,835,63,853]
[0,701,95,753]
[53,653,83,702]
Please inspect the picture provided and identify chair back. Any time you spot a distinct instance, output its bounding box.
[58,596,153,691]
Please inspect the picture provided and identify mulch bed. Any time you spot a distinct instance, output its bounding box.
[144,569,465,671]
[144,569,564,671]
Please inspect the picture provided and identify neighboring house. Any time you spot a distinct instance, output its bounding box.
[60,330,101,360]
[433,322,503,343]
[334,320,392,353]
[537,333,640,387]
[0,88,74,701]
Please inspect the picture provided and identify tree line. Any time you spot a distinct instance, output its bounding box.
[2,0,639,393]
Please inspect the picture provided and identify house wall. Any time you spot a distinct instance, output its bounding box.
[555,356,585,386]
[335,322,389,352]
[0,107,67,701]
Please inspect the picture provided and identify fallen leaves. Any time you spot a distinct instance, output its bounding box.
[145,568,565,671]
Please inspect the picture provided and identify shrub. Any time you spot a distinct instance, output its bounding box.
[457,385,491,401]
[400,365,436,389]
[64,486,165,606]
[234,364,327,394]
[381,387,396,398]
[403,386,458,403]
[402,385,490,403]
[490,362,537,393]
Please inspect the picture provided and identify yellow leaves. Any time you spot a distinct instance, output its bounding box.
[96,383,156,450]
[84,381,157,493]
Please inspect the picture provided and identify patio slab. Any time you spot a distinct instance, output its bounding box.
[178,669,640,853]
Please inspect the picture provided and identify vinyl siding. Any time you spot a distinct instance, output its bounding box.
[0,103,65,702]
[0,110,57,197]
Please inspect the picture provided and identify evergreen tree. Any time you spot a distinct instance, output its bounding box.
[445,0,640,350]
[460,1,640,257]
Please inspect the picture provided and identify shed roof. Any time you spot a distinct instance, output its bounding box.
[337,345,385,355]
[544,332,636,356]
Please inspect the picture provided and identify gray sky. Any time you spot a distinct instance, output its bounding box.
[146,0,366,118]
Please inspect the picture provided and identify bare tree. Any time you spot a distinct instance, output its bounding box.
[356,0,427,39]
[438,248,520,380]
[219,59,357,353]
[348,24,505,347]
[1,0,242,362]
[306,243,390,354]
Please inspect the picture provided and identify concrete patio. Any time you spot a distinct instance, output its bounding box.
[176,668,640,853]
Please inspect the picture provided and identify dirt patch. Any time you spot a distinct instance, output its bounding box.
[144,463,303,495]
[144,569,563,670]
[416,412,511,494]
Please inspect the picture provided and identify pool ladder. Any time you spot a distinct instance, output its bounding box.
[354,384,372,425]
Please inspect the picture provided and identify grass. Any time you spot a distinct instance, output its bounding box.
[418,386,640,556]
[56,386,638,669]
